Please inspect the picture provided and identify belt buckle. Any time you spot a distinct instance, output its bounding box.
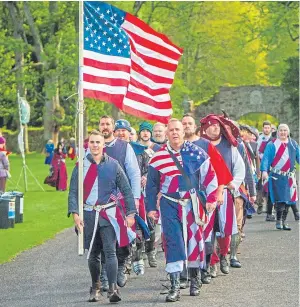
[94,205,102,212]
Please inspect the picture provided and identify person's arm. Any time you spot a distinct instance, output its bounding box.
[239,144,256,197]
[294,140,300,164]
[67,167,79,217]
[260,142,275,173]
[2,154,9,171]
[230,147,246,191]
[255,147,261,178]
[145,165,160,216]
[124,143,141,199]
[116,164,137,216]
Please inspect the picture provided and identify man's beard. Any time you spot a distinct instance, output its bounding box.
[184,131,194,139]
[153,135,165,142]
[102,131,113,139]
[141,136,150,142]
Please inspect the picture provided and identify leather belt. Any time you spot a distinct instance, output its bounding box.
[85,201,116,260]
[270,167,295,178]
[84,202,116,212]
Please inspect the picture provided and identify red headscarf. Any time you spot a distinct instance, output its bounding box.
[218,116,240,139]
[200,114,238,147]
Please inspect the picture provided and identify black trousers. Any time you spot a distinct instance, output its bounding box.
[88,225,117,288]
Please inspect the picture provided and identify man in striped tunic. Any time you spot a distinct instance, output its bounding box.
[261,124,299,230]
[145,119,218,302]
[68,130,137,303]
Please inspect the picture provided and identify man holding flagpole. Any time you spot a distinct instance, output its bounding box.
[68,130,137,303]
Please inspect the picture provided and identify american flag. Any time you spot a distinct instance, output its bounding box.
[83,1,183,123]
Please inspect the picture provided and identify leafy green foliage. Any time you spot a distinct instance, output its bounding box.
[0,1,298,132]
[281,56,299,113]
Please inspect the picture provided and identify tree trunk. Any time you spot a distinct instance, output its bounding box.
[5,1,30,153]
[112,105,122,120]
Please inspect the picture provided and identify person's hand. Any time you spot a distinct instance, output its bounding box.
[147,210,158,221]
[257,172,261,180]
[262,171,268,181]
[73,213,84,234]
[227,182,235,191]
[249,196,256,204]
[126,215,135,228]
[216,186,224,205]
[141,176,147,187]
[206,202,216,213]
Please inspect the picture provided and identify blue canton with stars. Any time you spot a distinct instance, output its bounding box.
[84,2,130,58]
[182,141,208,174]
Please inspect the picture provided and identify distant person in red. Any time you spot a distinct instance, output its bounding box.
[44,142,68,191]
[67,137,77,160]
[0,136,11,157]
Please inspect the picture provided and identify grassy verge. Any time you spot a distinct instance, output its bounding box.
[0,153,75,264]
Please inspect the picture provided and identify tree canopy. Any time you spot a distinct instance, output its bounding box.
[0,1,298,137]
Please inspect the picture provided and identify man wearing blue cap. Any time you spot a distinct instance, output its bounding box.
[114,119,132,142]
[98,115,141,290]
[115,119,153,276]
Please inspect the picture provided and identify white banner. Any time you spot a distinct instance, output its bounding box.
[19,97,30,125]
[18,126,25,158]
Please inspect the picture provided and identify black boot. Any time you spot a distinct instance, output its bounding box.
[179,265,188,289]
[89,281,101,302]
[282,205,291,229]
[189,268,202,296]
[256,204,263,215]
[230,234,242,268]
[166,272,181,302]
[147,250,157,268]
[108,283,121,303]
[220,255,230,274]
[117,264,127,288]
[276,205,284,230]
[100,266,109,292]
[266,214,275,221]
[201,269,211,284]
[145,232,157,267]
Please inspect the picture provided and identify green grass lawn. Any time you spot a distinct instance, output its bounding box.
[0,153,75,264]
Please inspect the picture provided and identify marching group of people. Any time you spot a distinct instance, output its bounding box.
[67,113,299,304]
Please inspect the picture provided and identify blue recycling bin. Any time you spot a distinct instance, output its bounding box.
[0,193,16,229]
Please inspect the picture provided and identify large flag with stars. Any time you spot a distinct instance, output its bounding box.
[83,1,183,123]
